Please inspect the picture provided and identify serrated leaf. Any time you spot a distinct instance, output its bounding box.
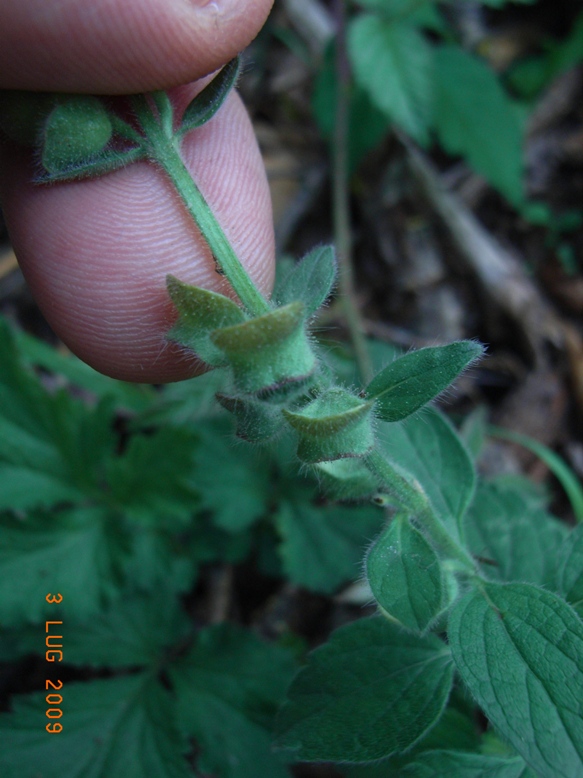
[169,623,295,778]
[0,507,128,626]
[465,479,568,585]
[377,409,475,542]
[449,582,583,778]
[166,275,245,367]
[555,524,583,616]
[400,751,533,778]
[64,588,191,667]
[179,57,240,135]
[190,419,270,531]
[0,675,190,778]
[274,245,337,316]
[106,427,200,527]
[275,617,454,762]
[0,320,117,510]
[434,45,524,204]
[348,15,433,143]
[312,43,391,173]
[275,486,382,593]
[367,513,444,632]
[365,341,483,422]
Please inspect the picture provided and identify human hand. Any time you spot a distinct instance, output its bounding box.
[0,0,275,382]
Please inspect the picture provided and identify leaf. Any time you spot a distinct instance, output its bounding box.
[312,44,391,173]
[190,419,270,532]
[348,15,433,143]
[274,245,337,316]
[275,616,454,762]
[0,507,128,626]
[179,57,240,135]
[448,582,583,778]
[366,513,444,633]
[555,524,583,616]
[434,45,524,205]
[377,409,475,542]
[11,320,155,412]
[400,751,534,777]
[0,320,117,510]
[275,486,383,593]
[0,675,191,778]
[166,275,246,367]
[106,427,200,527]
[216,393,283,442]
[365,341,483,422]
[465,479,568,586]
[64,589,191,668]
[36,147,145,182]
[169,623,295,778]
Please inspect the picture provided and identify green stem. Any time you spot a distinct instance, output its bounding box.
[332,0,373,384]
[364,448,477,572]
[132,95,270,318]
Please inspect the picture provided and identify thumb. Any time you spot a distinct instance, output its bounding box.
[0,0,274,93]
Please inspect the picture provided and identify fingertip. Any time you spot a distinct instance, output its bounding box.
[0,0,274,93]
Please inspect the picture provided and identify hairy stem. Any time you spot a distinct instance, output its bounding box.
[364,448,477,571]
[133,95,271,318]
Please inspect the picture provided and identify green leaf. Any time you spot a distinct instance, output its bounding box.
[64,589,191,668]
[348,15,433,143]
[166,275,246,367]
[465,479,568,585]
[366,513,445,633]
[0,507,127,626]
[0,320,118,510]
[400,751,533,777]
[434,45,524,205]
[275,617,454,762]
[448,582,583,778]
[283,388,375,463]
[274,245,337,316]
[377,409,475,542]
[275,486,382,593]
[106,427,200,527]
[179,57,241,135]
[0,675,190,778]
[312,44,391,173]
[313,458,379,500]
[190,419,270,531]
[41,95,113,174]
[169,623,295,778]
[11,319,154,412]
[555,524,583,616]
[365,341,483,422]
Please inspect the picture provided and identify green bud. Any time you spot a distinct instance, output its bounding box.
[41,96,113,174]
[216,393,283,442]
[166,276,246,367]
[210,301,316,398]
[283,387,374,464]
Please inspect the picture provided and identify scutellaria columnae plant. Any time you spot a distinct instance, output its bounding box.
[2,57,583,777]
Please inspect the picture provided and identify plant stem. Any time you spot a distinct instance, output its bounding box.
[132,96,271,318]
[332,0,373,385]
[364,448,477,571]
